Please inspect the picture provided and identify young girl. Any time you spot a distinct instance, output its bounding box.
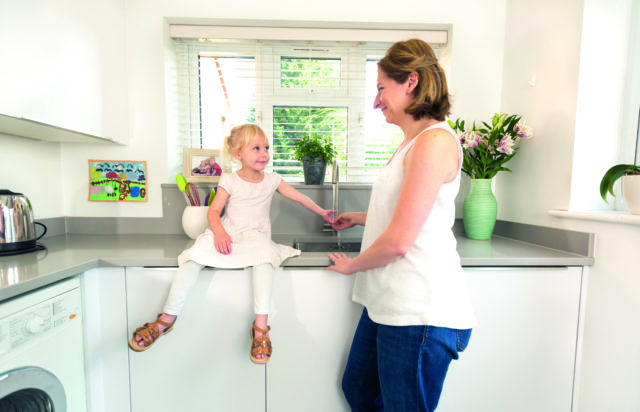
[129,124,335,363]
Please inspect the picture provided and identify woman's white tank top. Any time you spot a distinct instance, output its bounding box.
[352,121,476,328]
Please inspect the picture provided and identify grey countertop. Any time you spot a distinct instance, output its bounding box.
[0,231,593,302]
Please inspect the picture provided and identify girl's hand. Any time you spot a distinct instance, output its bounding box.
[214,232,232,254]
[320,209,337,224]
[331,213,358,230]
[326,252,355,275]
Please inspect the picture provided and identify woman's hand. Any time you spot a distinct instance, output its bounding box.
[331,212,364,230]
[326,252,355,275]
[214,231,232,254]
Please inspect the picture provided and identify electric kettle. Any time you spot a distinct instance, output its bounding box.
[0,189,47,253]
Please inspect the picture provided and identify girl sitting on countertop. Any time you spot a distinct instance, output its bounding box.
[129,123,335,363]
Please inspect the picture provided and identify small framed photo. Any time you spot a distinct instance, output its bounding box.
[183,148,225,183]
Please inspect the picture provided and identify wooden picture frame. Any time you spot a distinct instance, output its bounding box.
[183,148,225,183]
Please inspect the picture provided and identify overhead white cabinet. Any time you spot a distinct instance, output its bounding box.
[0,0,128,143]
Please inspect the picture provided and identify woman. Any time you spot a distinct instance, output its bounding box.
[327,38,476,411]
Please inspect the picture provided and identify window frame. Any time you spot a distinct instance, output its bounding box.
[272,46,349,97]
[169,22,450,183]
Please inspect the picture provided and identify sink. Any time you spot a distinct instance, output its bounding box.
[292,237,362,252]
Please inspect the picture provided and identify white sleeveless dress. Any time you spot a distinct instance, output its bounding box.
[352,122,476,329]
[178,172,301,268]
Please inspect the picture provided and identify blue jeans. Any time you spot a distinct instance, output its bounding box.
[342,308,471,412]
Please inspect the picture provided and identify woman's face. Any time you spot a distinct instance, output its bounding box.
[373,69,413,126]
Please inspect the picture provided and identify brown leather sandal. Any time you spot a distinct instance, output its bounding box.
[250,323,272,364]
[128,314,176,352]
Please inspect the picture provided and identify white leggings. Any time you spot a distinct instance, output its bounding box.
[162,260,274,316]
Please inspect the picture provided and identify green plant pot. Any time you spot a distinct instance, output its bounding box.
[302,157,327,185]
[463,178,497,240]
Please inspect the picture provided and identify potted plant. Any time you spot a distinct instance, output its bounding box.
[449,113,533,239]
[293,134,337,185]
[600,164,640,215]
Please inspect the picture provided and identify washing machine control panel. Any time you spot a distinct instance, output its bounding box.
[0,288,81,355]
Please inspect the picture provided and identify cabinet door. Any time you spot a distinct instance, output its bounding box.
[125,267,265,412]
[267,269,361,412]
[0,1,128,142]
[82,267,130,412]
[438,267,584,412]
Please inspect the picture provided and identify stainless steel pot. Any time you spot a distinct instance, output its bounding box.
[0,190,47,253]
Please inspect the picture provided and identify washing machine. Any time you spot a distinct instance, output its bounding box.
[0,277,87,411]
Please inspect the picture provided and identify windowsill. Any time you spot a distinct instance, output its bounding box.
[548,209,640,225]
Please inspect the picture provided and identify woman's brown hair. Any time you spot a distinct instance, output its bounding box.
[377,38,451,121]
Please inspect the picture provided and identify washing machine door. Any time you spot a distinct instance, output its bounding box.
[0,366,66,411]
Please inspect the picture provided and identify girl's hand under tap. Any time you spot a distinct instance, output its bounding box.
[320,209,337,224]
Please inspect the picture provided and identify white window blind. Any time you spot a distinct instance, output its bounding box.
[169,24,447,183]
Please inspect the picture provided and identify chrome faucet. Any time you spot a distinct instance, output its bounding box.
[324,161,339,233]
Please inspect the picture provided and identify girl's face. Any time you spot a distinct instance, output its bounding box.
[234,133,270,172]
[373,69,413,126]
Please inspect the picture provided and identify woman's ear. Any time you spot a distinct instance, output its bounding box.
[406,71,418,93]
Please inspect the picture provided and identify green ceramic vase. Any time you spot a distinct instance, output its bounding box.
[463,178,497,240]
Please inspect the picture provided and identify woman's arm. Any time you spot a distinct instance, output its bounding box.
[276,180,335,223]
[331,212,367,230]
[207,187,232,254]
[327,129,459,274]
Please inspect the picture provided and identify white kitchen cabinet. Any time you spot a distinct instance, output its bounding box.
[82,267,131,412]
[125,267,265,412]
[0,0,128,143]
[269,266,584,412]
[81,265,585,412]
[267,269,361,412]
[438,266,585,412]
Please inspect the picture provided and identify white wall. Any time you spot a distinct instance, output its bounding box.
[500,1,640,410]
[0,135,63,219]
[2,0,508,218]
[497,0,584,223]
[559,218,640,412]
[570,0,634,211]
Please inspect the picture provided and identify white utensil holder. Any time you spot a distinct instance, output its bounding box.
[182,206,209,239]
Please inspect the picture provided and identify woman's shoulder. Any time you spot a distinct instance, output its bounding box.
[424,121,455,138]
[406,122,459,161]
[416,122,457,146]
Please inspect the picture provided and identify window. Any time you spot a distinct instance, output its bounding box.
[169,24,447,183]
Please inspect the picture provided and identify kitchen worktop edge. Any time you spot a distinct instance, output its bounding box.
[0,229,594,302]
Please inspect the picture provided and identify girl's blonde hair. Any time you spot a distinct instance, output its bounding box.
[222,124,268,161]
